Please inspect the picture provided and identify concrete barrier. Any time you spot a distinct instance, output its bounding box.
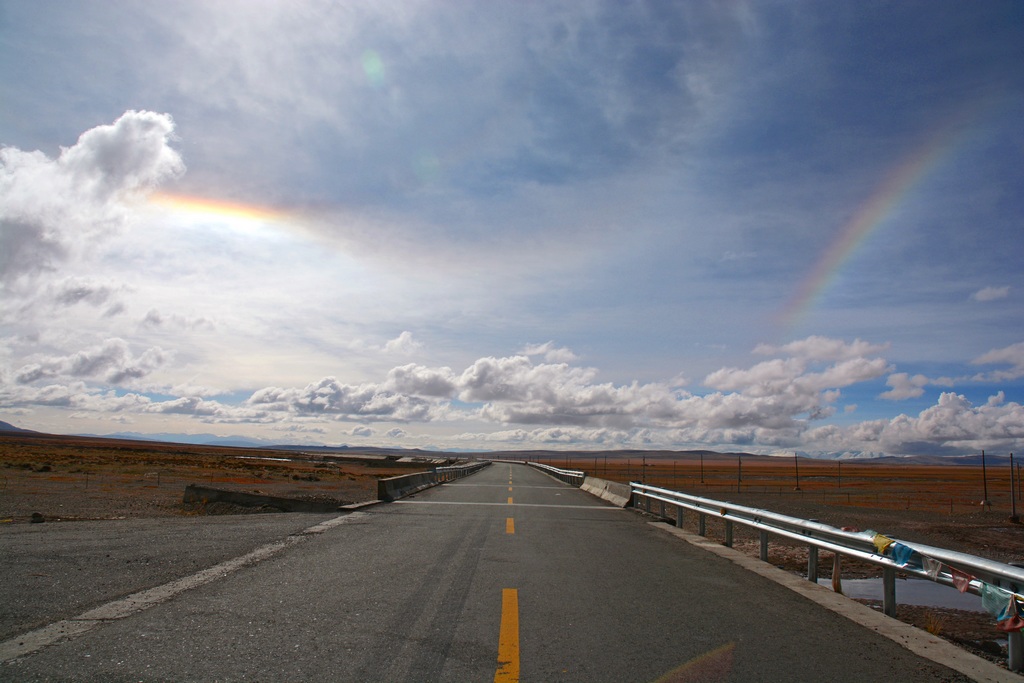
[182,485,343,513]
[581,476,632,508]
[377,472,439,502]
[378,462,491,501]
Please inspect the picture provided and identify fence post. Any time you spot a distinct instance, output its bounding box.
[807,546,818,582]
[1009,631,1023,672]
[882,567,897,617]
[759,531,769,561]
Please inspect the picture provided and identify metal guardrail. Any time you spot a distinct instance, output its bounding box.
[630,482,1024,671]
[527,462,585,487]
[435,461,491,482]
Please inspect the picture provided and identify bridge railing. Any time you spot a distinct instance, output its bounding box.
[527,462,585,487]
[378,461,490,500]
[435,461,491,482]
[630,481,1024,671]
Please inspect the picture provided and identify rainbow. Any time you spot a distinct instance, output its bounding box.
[148,192,290,224]
[775,105,986,331]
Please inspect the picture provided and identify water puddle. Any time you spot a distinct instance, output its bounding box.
[818,577,984,612]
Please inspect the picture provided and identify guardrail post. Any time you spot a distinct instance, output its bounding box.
[698,513,706,537]
[724,520,733,547]
[1009,631,1023,672]
[759,531,769,561]
[807,546,818,583]
[882,567,897,617]
[659,499,666,519]
[675,505,684,528]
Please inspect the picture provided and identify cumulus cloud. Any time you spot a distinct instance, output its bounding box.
[14,338,168,386]
[805,391,1024,456]
[879,372,930,400]
[246,376,442,422]
[383,331,422,354]
[384,363,457,397]
[0,110,183,283]
[5,333,1022,456]
[972,286,1010,302]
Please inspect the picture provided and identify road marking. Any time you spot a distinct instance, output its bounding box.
[506,517,515,534]
[508,496,514,504]
[394,500,621,510]
[508,486,513,492]
[0,512,368,663]
[495,588,520,683]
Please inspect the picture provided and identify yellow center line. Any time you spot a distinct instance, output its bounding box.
[506,517,515,534]
[507,496,514,505]
[495,588,520,683]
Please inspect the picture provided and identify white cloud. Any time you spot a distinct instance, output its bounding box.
[383,331,422,354]
[14,338,168,386]
[0,111,183,284]
[521,341,579,363]
[246,376,444,422]
[879,372,929,400]
[5,332,1024,456]
[384,364,457,398]
[972,286,1010,302]
[753,337,889,362]
[970,341,1024,381]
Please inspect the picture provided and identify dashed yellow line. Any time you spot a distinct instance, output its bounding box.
[507,496,514,505]
[506,517,515,534]
[495,588,520,682]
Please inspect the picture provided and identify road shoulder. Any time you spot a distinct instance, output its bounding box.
[649,521,1018,683]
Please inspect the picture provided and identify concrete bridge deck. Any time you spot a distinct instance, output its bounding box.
[1,463,1007,681]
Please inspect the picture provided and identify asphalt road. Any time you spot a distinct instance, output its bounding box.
[1,463,977,682]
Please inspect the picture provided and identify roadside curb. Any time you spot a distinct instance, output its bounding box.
[649,521,1017,683]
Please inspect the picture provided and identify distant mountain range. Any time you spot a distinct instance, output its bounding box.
[0,420,35,434]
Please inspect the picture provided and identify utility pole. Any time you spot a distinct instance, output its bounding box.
[700,453,705,484]
[1012,453,1019,522]
[737,455,742,493]
[794,453,801,491]
[982,450,990,509]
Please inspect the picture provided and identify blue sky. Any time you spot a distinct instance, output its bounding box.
[1,1,1022,457]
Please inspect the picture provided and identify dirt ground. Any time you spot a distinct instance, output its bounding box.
[3,436,1022,672]
[0,433,435,522]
